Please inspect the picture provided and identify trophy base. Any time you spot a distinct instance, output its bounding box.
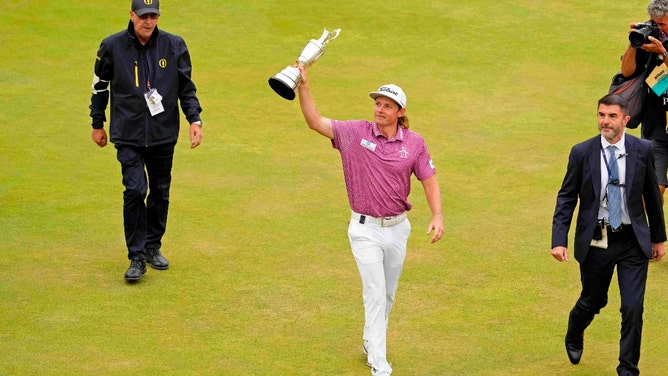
[269,66,301,100]
[268,77,296,101]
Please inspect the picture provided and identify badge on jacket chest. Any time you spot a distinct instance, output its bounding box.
[144,88,165,116]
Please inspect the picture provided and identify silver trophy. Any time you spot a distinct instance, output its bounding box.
[268,28,341,100]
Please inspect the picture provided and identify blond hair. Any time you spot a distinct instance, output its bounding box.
[398,115,410,129]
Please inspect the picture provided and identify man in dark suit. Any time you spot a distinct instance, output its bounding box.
[551,94,666,376]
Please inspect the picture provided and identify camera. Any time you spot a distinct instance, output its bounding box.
[629,20,660,48]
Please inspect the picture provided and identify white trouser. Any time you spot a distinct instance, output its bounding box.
[348,212,411,375]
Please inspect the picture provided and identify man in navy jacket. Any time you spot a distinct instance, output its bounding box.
[551,94,665,375]
[89,0,203,282]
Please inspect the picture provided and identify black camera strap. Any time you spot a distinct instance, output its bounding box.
[640,51,654,81]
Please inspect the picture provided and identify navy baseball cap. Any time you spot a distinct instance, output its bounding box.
[132,0,160,16]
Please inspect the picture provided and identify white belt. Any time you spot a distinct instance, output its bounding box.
[351,211,407,227]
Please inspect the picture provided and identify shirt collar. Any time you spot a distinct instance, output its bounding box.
[372,123,404,142]
[600,133,626,152]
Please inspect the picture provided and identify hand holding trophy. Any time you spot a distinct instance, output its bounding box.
[268,28,341,100]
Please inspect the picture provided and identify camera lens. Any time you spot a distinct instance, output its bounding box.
[629,29,650,48]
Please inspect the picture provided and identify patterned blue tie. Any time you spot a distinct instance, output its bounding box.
[607,145,622,230]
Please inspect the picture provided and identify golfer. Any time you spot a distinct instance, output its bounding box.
[295,64,444,376]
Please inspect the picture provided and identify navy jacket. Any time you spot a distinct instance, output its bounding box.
[89,21,202,147]
[552,134,666,262]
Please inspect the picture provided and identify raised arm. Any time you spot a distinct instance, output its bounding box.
[621,22,666,77]
[295,65,334,139]
[620,43,638,78]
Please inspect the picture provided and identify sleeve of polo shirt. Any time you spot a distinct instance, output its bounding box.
[414,140,436,181]
[331,120,356,151]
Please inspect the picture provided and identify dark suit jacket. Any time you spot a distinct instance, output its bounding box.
[552,134,666,263]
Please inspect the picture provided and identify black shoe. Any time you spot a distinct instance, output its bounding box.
[565,341,583,365]
[146,248,169,270]
[124,259,146,282]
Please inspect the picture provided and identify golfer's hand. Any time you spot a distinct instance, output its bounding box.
[296,63,308,86]
[427,215,444,244]
[92,128,107,147]
[551,246,569,262]
[190,123,203,148]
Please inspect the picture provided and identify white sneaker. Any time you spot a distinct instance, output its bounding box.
[371,368,391,376]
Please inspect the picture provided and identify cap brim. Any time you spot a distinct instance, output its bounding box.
[134,8,160,16]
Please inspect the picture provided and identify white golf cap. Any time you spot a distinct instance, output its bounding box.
[369,84,407,108]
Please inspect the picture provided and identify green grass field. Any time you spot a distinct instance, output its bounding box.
[2,0,667,375]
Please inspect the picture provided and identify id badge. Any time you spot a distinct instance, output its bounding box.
[590,223,608,249]
[646,63,668,96]
[144,88,165,116]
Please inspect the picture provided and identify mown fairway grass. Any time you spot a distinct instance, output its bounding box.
[1,0,667,375]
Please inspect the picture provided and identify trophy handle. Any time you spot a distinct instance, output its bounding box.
[327,28,341,42]
[318,28,341,46]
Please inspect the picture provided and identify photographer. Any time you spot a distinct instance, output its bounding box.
[621,0,668,202]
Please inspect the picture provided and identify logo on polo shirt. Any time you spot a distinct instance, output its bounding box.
[399,147,409,159]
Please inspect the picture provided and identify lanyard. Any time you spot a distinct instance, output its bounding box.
[600,146,623,186]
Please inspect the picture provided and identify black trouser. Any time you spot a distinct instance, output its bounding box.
[567,226,649,376]
[115,143,175,261]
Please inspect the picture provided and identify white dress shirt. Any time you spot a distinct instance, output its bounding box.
[599,134,630,225]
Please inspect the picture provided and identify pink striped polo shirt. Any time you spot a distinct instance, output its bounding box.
[331,119,436,217]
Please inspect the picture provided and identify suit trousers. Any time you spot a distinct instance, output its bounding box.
[348,215,411,375]
[567,226,649,376]
[115,143,175,260]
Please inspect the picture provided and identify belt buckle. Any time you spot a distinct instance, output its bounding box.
[382,215,398,227]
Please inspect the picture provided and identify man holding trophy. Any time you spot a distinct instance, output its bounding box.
[269,28,341,100]
[280,28,445,376]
